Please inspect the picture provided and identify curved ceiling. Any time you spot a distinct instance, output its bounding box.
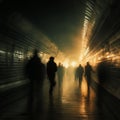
[0,0,120,62]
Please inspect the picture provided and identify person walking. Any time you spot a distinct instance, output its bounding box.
[25,49,45,115]
[75,64,84,87]
[47,56,57,95]
[84,62,93,94]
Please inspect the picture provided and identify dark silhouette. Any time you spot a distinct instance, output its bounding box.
[25,49,45,82]
[57,62,65,88]
[96,60,109,84]
[47,56,57,95]
[84,62,93,93]
[96,59,115,84]
[25,49,45,115]
[75,64,84,86]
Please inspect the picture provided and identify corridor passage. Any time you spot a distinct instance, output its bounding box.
[0,1,120,120]
[0,71,120,120]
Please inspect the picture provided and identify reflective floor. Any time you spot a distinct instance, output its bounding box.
[0,71,120,120]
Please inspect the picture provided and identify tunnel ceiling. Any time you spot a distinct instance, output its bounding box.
[0,0,120,60]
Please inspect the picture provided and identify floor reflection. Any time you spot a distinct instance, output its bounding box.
[79,77,96,120]
[26,69,106,120]
[80,77,88,97]
[2,68,119,120]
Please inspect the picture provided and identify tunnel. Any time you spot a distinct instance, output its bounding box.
[0,0,120,120]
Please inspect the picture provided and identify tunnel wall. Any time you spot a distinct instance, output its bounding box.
[0,23,27,85]
[92,62,120,100]
[0,13,59,90]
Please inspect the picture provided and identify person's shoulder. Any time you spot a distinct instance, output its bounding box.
[54,62,57,65]
[47,61,50,66]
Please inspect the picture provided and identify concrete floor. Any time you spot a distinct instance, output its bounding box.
[0,72,120,120]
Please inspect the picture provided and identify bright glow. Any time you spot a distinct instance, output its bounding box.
[81,77,88,97]
[71,61,77,67]
[63,59,70,68]
[39,52,43,57]
[63,62,69,68]
[14,51,24,59]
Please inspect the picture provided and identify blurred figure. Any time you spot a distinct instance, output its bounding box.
[96,60,112,84]
[47,56,57,95]
[25,49,45,115]
[25,49,45,82]
[84,62,93,93]
[75,64,84,87]
[57,62,65,88]
[96,61,120,119]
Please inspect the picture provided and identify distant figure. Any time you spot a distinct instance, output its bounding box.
[47,56,57,95]
[84,62,93,93]
[57,63,65,88]
[75,64,84,86]
[25,49,45,112]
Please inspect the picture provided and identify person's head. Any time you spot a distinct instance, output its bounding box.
[49,56,54,61]
[33,49,39,56]
[59,62,61,66]
[87,62,89,65]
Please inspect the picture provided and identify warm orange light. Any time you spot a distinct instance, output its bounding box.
[81,77,88,97]
[71,61,77,67]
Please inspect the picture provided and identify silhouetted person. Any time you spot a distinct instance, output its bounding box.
[84,62,93,94]
[26,49,45,82]
[47,56,57,95]
[57,62,65,88]
[25,49,45,115]
[96,59,113,85]
[96,60,112,109]
[75,64,84,86]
